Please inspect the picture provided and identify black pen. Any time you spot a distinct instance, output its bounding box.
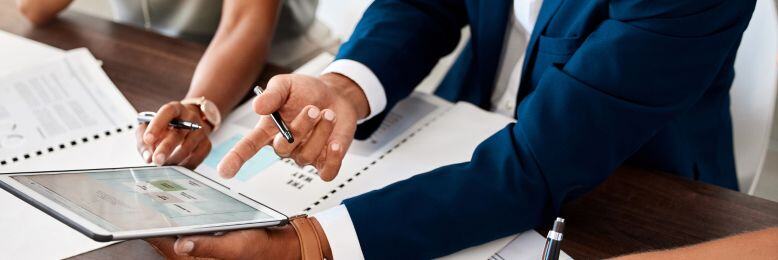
[253,85,294,143]
[542,218,565,260]
[137,111,202,130]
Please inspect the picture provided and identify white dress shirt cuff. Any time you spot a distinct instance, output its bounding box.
[313,205,365,260]
[321,59,387,122]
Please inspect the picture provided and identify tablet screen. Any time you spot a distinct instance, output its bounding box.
[11,167,277,232]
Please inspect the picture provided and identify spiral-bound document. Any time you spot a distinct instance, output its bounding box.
[0,39,143,259]
[0,48,139,172]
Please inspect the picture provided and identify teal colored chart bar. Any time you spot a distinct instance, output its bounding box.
[203,134,279,181]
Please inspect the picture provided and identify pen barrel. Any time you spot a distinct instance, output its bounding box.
[271,111,295,143]
[542,240,561,260]
[542,239,552,260]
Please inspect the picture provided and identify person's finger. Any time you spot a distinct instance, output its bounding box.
[217,117,277,178]
[181,140,211,170]
[152,105,200,165]
[318,117,356,181]
[167,130,207,164]
[273,105,321,157]
[318,142,345,182]
[253,75,292,116]
[144,102,185,146]
[313,145,328,171]
[174,230,268,259]
[135,123,153,163]
[145,237,190,260]
[293,109,336,166]
[152,129,187,166]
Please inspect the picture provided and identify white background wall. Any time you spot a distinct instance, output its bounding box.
[773,94,778,150]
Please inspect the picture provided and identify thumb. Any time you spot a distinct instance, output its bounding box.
[253,75,292,115]
[174,233,243,259]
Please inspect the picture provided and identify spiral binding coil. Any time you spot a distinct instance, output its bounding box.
[0,124,135,167]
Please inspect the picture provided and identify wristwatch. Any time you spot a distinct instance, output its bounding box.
[180,97,222,131]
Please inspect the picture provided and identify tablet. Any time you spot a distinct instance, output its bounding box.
[0,166,287,242]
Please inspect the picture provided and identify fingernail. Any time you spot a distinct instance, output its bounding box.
[308,106,320,119]
[324,110,336,121]
[180,240,194,254]
[142,150,151,162]
[144,133,155,144]
[154,153,166,165]
[331,143,341,151]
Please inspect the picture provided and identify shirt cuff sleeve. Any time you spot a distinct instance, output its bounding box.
[313,205,365,260]
[321,59,387,122]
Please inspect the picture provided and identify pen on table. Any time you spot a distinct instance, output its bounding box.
[542,217,565,260]
[253,85,294,143]
[137,111,202,130]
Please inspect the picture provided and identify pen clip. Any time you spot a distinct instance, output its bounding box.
[253,85,264,95]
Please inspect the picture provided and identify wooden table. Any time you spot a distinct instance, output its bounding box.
[2,1,777,259]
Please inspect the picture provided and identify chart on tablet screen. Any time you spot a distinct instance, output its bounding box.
[203,134,279,181]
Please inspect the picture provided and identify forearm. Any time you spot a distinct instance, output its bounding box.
[15,0,72,26]
[186,0,282,117]
[616,227,778,260]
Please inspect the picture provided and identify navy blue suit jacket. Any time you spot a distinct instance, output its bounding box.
[337,0,756,258]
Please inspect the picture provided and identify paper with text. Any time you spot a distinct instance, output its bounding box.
[0,49,137,168]
[0,42,143,259]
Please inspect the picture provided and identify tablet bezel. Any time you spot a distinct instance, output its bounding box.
[0,166,288,242]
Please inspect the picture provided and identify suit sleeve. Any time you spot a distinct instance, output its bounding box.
[334,0,468,139]
[342,1,757,259]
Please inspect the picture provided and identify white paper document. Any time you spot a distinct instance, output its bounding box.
[0,48,137,169]
[489,232,573,260]
[0,30,63,77]
[0,34,144,259]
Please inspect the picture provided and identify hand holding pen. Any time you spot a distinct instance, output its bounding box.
[215,74,366,181]
[136,102,214,169]
[138,111,202,130]
[253,86,294,143]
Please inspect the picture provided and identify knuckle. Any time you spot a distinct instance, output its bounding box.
[297,152,316,166]
[272,145,290,157]
[243,138,260,154]
[161,102,181,114]
[293,157,305,167]
[227,150,248,165]
[267,74,289,87]
[159,103,173,113]
[259,126,277,141]
[179,140,196,152]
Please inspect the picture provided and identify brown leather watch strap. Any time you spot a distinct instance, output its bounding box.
[289,215,328,260]
[310,217,334,260]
